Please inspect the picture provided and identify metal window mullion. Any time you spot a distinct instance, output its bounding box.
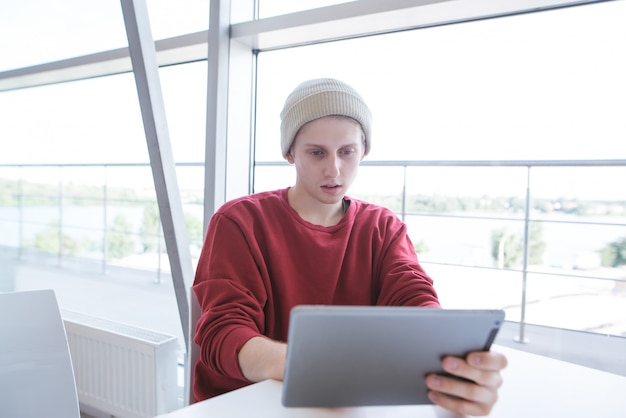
[120,0,194,350]
[204,0,230,229]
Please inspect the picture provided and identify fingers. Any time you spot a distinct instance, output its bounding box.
[425,370,499,413]
[424,351,508,416]
[427,386,496,417]
[467,351,508,372]
[442,354,505,388]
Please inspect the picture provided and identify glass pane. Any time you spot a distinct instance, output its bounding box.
[0,59,205,345]
[147,0,210,40]
[0,74,147,165]
[20,168,61,250]
[253,1,626,344]
[350,166,405,212]
[0,221,19,249]
[177,165,205,261]
[257,0,356,18]
[531,166,626,202]
[10,162,184,344]
[0,0,127,70]
[105,165,157,267]
[0,62,206,166]
[0,166,20,225]
[60,166,106,265]
[0,1,211,71]
[425,264,523,316]
[253,165,296,193]
[511,274,625,335]
[406,215,525,268]
[0,167,21,253]
[255,1,626,162]
[404,166,528,211]
[534,220,626,273]
[528,166,626,278]
[160,62,208,163]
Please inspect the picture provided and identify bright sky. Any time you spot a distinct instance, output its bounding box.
[253,2,626,162]
[1,0,625,201]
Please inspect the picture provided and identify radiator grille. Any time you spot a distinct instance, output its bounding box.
[63,311,179,418]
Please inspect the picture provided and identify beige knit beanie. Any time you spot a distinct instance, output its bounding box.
[279,78,372,158]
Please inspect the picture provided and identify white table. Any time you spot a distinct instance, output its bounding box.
[158,345,626,417]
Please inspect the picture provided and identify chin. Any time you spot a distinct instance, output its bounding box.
[319,188,344,200]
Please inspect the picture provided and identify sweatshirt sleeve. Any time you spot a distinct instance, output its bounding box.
[375,216,441,308]
[192,211,268,386]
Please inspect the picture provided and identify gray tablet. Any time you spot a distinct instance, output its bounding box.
[282,305,504,407]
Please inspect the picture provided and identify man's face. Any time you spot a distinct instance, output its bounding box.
[287,116,364,205]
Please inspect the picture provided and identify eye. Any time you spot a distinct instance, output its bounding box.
[310,150,324,157]
[340,148,355,156]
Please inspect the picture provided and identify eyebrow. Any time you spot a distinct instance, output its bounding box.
[302,142,360,149]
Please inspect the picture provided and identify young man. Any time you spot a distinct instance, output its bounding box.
[192,78,507,416]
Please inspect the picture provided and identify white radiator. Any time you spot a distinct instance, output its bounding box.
[62,311,179,418]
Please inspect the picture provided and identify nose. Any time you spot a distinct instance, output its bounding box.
[323,154,340,178]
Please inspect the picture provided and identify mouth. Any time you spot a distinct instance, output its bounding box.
[320,184,343,195]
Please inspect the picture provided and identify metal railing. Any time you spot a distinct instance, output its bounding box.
[1,159,626,341]
[256,159,626,340]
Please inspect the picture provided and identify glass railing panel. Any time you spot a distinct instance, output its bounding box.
[21,224,61,261]
[0,166,19,206]
[60,225,104,263]
[404,166,528,215]
[20,166,61,193]
[103,165,160,272]
[0,167,21,251]
[0,161,185,344]
[422,263,523,321]
[0,221,19,249]
[60,166,106,265]
[0,194,20,225]
[252,161,626,342]
[529,166,626,208]
[405,214,526,269]
[511,273,625,336]
[529,220,626,278]
[18,167,61,259]
[528,166,626,299]
[176,165,205,264]
[349,165,405,212]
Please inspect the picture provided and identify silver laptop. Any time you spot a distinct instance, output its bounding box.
[282,305,504,407]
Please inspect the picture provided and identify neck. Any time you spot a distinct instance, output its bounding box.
[287,187,345,227]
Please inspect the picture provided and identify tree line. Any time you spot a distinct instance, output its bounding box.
[2,179,625,267]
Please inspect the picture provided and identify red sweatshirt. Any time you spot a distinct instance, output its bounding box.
[192,188,439,401]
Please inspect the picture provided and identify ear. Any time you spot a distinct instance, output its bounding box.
[286,151,295,164]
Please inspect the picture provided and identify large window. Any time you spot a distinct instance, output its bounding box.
[1,1,625,404]
[0,0,209,71]
[254,1,626,338]
[0,59,207,346]
[254,1,625,162]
